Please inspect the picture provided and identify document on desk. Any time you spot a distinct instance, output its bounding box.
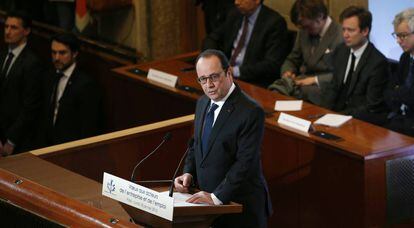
[313,114,352,127]
[274,100,303,111]
[160,191,208,207]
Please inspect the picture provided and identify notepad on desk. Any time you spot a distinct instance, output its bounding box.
[274,100,303,111]
[313,114,352,127]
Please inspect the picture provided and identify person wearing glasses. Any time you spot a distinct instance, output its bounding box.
[320,6,388,119]
[382,8,414,136]
[174,49,272,227]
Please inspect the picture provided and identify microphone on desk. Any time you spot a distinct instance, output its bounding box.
[168,138,194,197]
[130,132,172,182]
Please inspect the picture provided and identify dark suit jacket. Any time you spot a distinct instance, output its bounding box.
[183,85,271,227]
[321,42,388,116]
[39,65,103,146]
[385,52,414,116]
[203,5,289,87]
[0,45,43,152]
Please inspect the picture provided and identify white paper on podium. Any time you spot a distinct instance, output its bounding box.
[313,114,352,127]
[274,100,303,111]
[160,191,208,207]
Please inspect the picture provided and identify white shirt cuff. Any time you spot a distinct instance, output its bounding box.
[211,193,223,205]
[314,75,320,86]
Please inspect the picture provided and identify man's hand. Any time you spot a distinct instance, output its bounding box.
[282,71,297,80]
[174,173,192,193]
[295,76,316,86]
[186,191,214,205]
[0,142,14,157]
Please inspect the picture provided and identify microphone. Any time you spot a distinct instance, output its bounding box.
[130,132,172,182]
[168,138,194,197]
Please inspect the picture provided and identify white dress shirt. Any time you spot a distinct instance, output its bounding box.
[54,62,76,124]
[343,41,369,83]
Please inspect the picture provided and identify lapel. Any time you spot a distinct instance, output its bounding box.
[2,46,26,88]
[307,21,339,67]
[400,52,411,83]
[196,97,210,155]
[58,66,79,105]
[228,13,244,55]
[347,42,372,96]
[337,46,351,88]
[201,85,240,164]
[243,6,265,64]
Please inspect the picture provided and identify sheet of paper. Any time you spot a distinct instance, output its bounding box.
[274,100,303,111]
[160,191,209,207]
[313,114,352,127]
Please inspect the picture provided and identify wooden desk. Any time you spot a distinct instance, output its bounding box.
[0,153,136,227]
[111,55,414,227]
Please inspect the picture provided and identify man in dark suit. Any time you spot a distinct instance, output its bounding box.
[269,0,343,105]
[174,49,271,227]
[38,33,102,147]
[0,11,43,156]
[381,8,414,136]
[321,6,388,117]
[203,0,289,88]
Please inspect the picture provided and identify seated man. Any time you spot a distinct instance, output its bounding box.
[203,0,289,87]
[382,8,414,136]
[269,0,342,105]
[321,6,388,117]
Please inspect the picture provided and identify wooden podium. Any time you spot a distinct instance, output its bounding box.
[120,185,242,228]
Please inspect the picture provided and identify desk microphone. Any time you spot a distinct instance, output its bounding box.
[130,132,172,182]
[168,138,194,197]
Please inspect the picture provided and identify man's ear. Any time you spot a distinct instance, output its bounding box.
[226,67,233,78]
[361,27,369,37]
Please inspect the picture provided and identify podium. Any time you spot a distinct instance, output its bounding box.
[111,181,243,228]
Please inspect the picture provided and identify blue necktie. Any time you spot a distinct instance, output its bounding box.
[201,103,219,156]
[405,57,414,88]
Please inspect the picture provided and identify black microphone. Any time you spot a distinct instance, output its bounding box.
[130,132,172,182]
[168,138,194,197]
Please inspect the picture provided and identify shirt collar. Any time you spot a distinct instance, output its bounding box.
[351,41,369,59]
[320,16,332,38]
[57,62,76,78]
[210,83,236,107]
[8,42,26,57]
[246,4,261,25]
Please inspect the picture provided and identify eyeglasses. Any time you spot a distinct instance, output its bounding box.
[391,32,414,40]
[197,70,225,84]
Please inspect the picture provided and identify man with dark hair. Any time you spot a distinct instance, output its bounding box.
[174,49,272,227]
[38,33,102,147]
[0,11,43,156]
[321,6,388,117]
[269,0,342,105]
[203,0,289,87]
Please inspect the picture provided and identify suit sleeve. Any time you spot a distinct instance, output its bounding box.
[78,79,103,138]
[6,58,43,146]
[202,15,228,50]
[387,56,414,108]
[213,106,265,203]
[280,30,303,75]
[239,16,289,82]
[320,48,340,109]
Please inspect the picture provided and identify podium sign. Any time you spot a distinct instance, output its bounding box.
[102,172,174,221]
